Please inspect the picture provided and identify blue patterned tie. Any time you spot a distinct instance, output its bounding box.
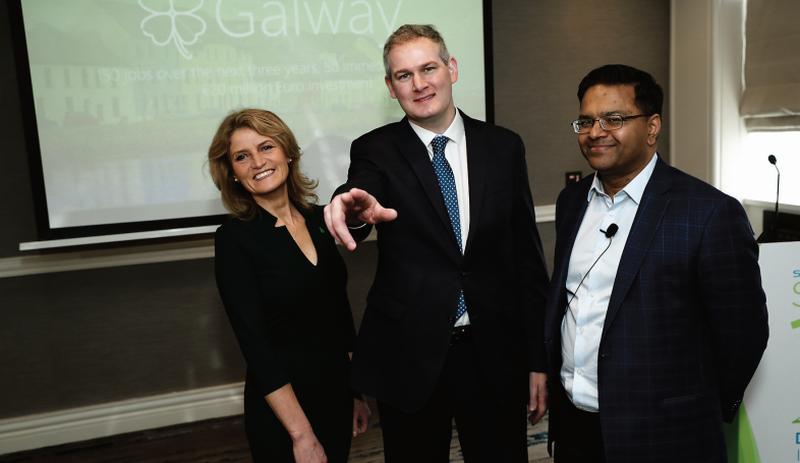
[431,135,468,321]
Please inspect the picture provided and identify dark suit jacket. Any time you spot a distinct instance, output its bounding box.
[336,111,549,413]
[544,158,769,462]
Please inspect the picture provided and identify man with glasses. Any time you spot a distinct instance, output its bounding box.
[543,64,768,462]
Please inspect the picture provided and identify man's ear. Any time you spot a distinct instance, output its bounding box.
[448,57,458,84]
[385,76,397,99]
[647,114,661,146]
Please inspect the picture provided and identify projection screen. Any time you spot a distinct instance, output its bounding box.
[13,0,489,238]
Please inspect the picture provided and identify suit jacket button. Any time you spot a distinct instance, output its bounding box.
[599,353,607,359]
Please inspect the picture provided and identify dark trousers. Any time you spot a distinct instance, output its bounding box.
[378,328,528,463]
[551,382,605,463]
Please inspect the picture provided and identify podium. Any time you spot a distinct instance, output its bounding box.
[725,241,800,462]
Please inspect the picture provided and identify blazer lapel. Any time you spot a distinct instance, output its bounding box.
[602,159,672,334]
[547,180,591,337]
[394,119,460,250]
[462,113,488,254]
[556,191,590,290]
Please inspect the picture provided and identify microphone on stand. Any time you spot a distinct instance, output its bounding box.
[758,155,780,243]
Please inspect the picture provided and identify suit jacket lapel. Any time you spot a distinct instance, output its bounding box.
[462,112,487,254]
[547,179,591,338]
[602,158,672,334]
[557,192,591,289]
[394,119,460,251]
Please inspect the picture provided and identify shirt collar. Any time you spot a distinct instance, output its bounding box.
[587,152,659,204]
[408,110,465,152]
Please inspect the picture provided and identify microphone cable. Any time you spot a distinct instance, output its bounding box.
[564,224,619,313]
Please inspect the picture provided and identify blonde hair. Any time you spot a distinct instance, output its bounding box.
[383,24,450,78]
[208,109,318,220]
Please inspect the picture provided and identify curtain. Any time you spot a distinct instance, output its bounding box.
[740,0,800,131]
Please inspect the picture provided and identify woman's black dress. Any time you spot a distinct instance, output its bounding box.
[214,205,355,462]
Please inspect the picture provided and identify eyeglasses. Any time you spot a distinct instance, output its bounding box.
[571,114,652,134]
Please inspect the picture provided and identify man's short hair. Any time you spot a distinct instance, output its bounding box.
[577,64,663,116]
[383,24,450,78]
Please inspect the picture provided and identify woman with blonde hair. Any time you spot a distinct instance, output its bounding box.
[209,109,369,462]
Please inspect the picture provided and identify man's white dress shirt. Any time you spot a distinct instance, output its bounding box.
[560,153,657,411]
[409,111,471,326]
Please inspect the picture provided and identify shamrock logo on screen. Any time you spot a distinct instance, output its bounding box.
[138,0,207,59]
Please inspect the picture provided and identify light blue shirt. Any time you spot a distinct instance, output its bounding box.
[560,153,658,412]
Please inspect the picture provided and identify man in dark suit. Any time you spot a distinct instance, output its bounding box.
[544,64,769,462]
[323,24,550,462]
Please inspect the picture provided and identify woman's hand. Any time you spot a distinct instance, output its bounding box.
[264,384,327,462]
[291,431,328,463]
[352,397,372,437]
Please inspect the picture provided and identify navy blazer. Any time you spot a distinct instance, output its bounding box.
[544,158,768,462]
[337,111,549,413]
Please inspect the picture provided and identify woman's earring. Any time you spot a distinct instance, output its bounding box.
[234,177,239,182]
